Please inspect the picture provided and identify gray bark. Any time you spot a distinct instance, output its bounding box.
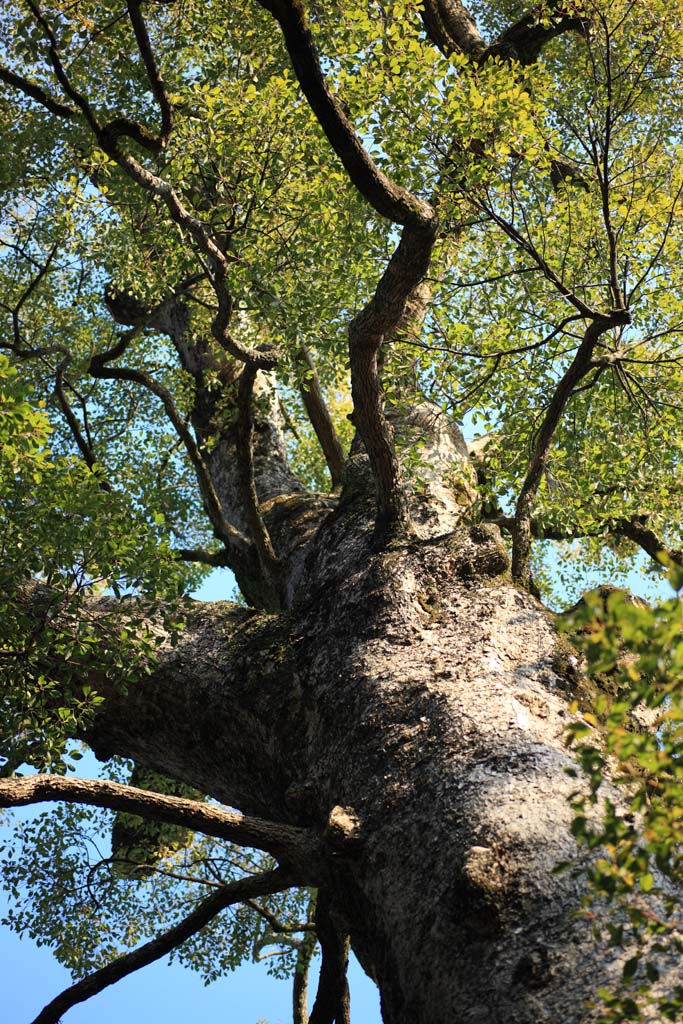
[73,472,655,1024]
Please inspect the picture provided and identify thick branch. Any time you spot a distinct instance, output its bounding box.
[420,0,486,57]
[236,365,286,608]
[307,890,350,1024]
[0,775,321,875]
[613,517,683,569]
[126,0,174,145]
[30,868,292,1024]
[256,0,435,228]
[293,896,318,1024]
[348,223,437,532]
[489,2,589,64]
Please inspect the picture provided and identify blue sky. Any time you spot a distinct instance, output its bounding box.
[0,910,381,1024]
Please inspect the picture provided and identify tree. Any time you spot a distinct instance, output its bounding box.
[1,0,683,1021]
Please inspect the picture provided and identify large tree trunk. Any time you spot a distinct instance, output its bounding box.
[74,490,633,1024]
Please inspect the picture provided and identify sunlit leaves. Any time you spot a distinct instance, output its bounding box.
[563,579,683,1020]
[0,356,194,774]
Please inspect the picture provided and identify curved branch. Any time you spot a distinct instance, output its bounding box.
[489,1,590,65]
[126,0,174,145]
[30,867,293,1024]
[348,223,437,533]
[0,775,321,873]
[512,310,631,586]
[256,0,435,228]
[87,359,251,556]
[0,64,76,118]
[613,517,683,569]
[26,0,162,154]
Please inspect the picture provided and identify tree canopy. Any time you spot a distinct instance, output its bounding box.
[3,1,683,1022]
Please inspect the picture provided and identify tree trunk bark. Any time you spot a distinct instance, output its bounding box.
[74,496,642,1024]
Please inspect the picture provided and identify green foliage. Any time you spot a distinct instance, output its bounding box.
[564,573,683,1021]
[3,0,683,1014]
[0,790,314,985]
[0,355,195,774]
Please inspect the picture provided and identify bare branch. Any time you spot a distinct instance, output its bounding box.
[0,775,322,874]
[30,868,293,1024]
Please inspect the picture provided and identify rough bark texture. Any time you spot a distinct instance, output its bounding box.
[2,4,671,1021]
[63,453,647,1024]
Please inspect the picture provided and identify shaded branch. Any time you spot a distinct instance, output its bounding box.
[489,1,590,64]
[54,363,110,489]
[293,894,318,1024]
[296,343,346,488]
[348,223,437,533]
[492,511,683,573]
[0,64,75,117]
[25,0,163,154]
[0,775,322,875]
[21,3,274,366]
[245,897,315,935]
[30,868,293,1024]
[126,0,174,145]
[237,365,286,608]
[256,0,435,228]
[308,889,350,1024]
[175,547,234,567]
[87,358,250,557]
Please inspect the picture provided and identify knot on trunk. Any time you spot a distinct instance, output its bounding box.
[323,805,364,854]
